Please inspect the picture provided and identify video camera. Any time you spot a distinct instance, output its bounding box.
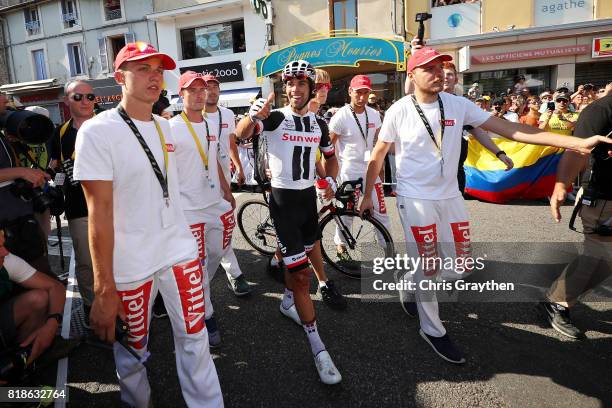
[414,13,432,46]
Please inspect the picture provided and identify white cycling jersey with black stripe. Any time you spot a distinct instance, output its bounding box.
[260,106,335,190]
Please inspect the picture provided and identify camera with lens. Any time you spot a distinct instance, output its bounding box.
[10,170,65,216]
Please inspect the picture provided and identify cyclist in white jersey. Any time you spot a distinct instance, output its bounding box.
[268,68,346,310]
[236,60,342,385]
[328,74,391,260]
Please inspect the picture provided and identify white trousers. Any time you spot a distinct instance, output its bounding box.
[396,195,471,338]
[185,200,242,320]
[114,259,223,408]
[334,173,391,246]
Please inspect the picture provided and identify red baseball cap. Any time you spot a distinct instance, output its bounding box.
[202,73,220,84]
[178,71,207,92]
[114,42,176,71]
[407,47,452,73]
[350,75,372,90]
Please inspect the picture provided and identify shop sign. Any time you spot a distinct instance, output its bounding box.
[534,0,593,27]
[87,77,122,109]
[471,45,589,64]
[180,61,244,83]
[256,36,407,78]
[18,91,59,103]
[592,37,612,58]
[430,2,481,41]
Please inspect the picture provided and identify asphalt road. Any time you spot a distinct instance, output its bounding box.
[34,193,612,407]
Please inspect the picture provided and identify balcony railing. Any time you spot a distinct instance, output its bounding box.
[62,12,79,25]
[105,8,122,21]
[25,20,40,35]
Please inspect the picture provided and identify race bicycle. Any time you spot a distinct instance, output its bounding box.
[237,179,394,279]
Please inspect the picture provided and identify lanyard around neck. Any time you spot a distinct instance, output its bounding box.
[349,105,369,144]
[180,111,210,171]
[411,94,445,152]
[117,106,169,204]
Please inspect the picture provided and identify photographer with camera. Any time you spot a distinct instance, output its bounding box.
[0,94,55,276]
[545,93,612,339]
[0,228,66,384]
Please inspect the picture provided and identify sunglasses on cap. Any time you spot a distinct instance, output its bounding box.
[72,93,95,102]
[315,83,331,91]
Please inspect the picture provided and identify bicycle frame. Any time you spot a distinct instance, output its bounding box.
[317,178,364,251]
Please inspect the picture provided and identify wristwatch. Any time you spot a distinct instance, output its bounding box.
[47,313,63,324]
[495,150,506,158]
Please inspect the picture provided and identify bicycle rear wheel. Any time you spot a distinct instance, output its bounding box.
[237,199,277,256]
[319,210,394,279]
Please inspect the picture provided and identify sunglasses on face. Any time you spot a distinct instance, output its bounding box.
[72,93,95,102]
[315,83,331,91]
[556,99,568,103]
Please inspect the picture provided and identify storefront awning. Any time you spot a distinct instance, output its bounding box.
[255,35,408,79]
[0,78,60,95]
[169,87,261,111]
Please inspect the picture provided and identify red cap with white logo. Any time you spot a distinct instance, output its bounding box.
[178,71,206,92]
[114,42,176,71]
[407,47,452,73]
[350,75,372,91]
[202,73,220,84]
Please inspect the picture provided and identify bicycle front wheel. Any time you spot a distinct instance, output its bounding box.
[237,199,277,256]
[319,210,394,279]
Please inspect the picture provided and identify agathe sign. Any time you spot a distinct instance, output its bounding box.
[471,45,589,64]
[592,37,612,58]
[256,36,407,78]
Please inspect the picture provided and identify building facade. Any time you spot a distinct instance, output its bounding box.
[406,0,612,94]
[263,0,408,109]
[148,0,272,113]
[0,0,157,123]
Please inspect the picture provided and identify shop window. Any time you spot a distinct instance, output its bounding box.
[463,67,552,96]
[180,20,245,60]
[330,0,357,33]
[61,0,80,28]
[24,6,41,36]
[103,0,123,21]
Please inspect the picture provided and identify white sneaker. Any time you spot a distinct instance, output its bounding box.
[314,350,342,385]
[279,303,301,325]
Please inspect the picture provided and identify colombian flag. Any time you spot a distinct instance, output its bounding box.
[464,137,564,203]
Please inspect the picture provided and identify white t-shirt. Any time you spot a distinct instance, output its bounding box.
[3,253,36,283]
[73,109,198,284]
[169,114,221,210]
[380,92,491,200]
[205,106,236,185]
[329,105,382,176]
